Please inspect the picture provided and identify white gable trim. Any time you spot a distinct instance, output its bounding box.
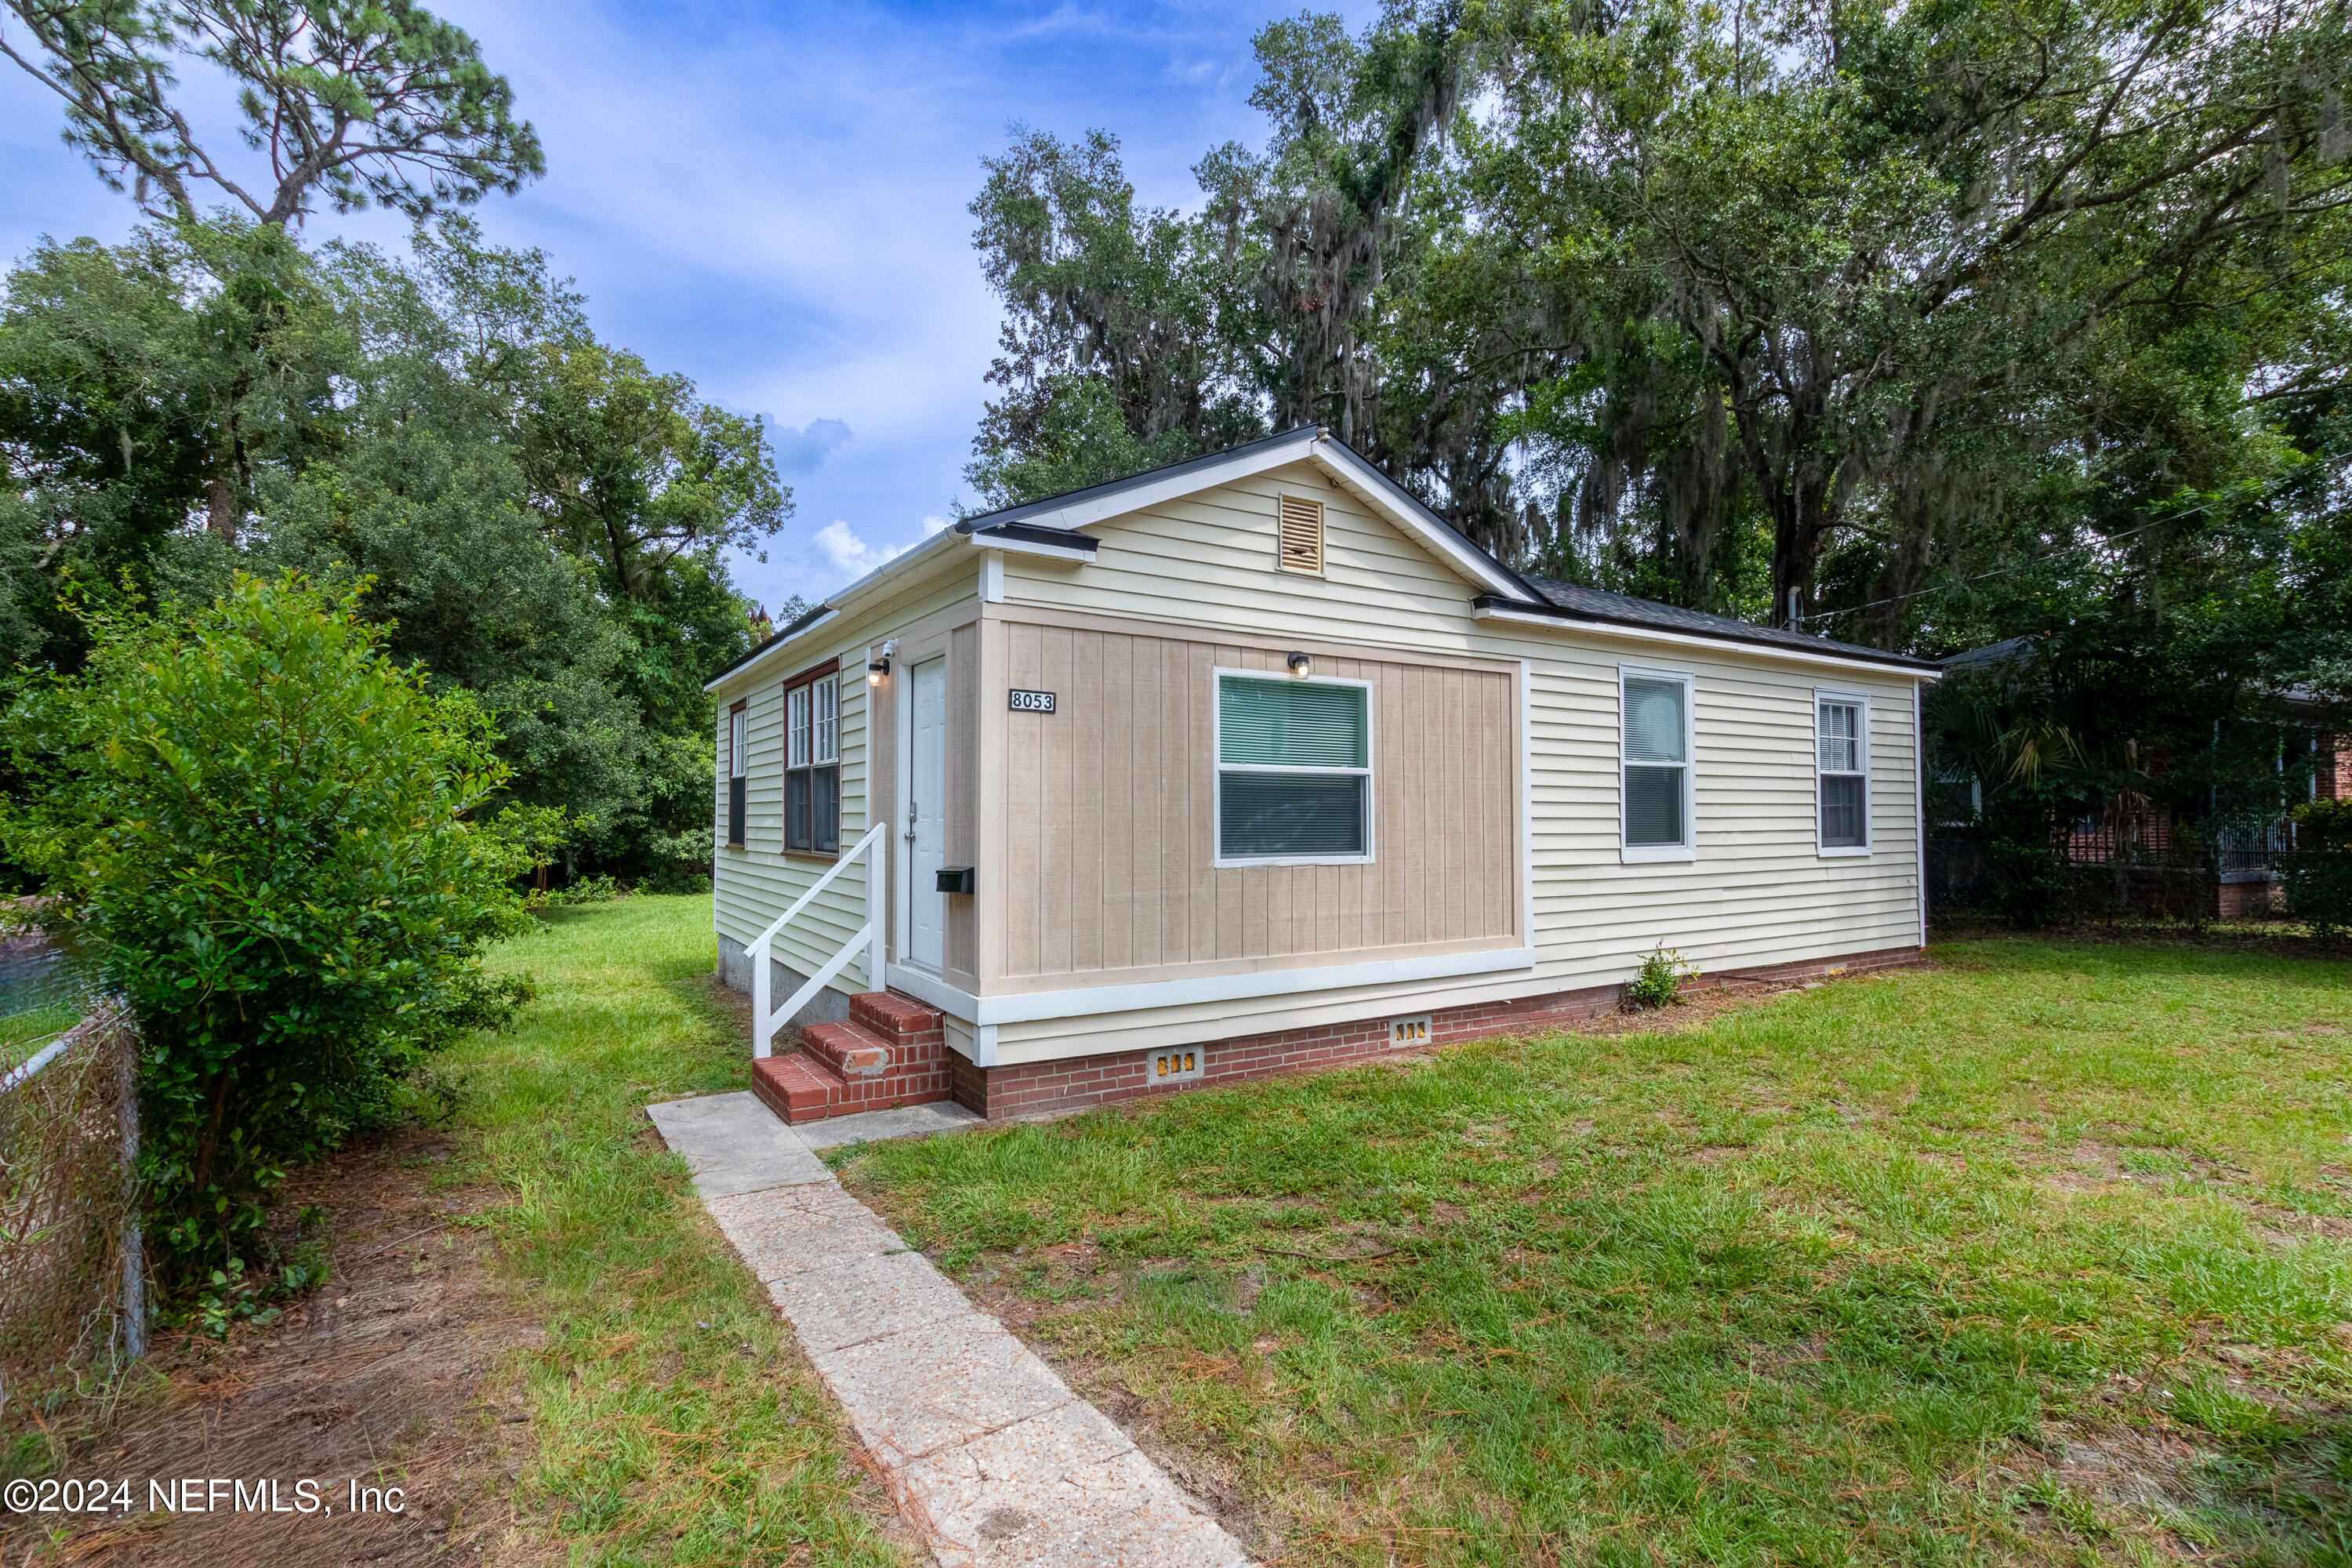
[1017,429,1526,600]
[1304,438,1528,599]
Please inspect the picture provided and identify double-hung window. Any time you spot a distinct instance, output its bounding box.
[1621,670,1693,861]
[1817,695,1870,852]
[724,702,747,848]
[1214,671,1372,864]
[785,670,840,855]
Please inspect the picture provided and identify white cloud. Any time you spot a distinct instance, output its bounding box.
[771,417,855,473]
[812,519,912,579]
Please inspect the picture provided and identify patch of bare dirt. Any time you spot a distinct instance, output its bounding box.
[2,1129,546,1568]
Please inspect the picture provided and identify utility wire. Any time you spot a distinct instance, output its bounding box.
[1795,448,2352,626]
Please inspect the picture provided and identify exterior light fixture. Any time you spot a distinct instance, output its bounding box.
[869,637,898,685]
[1287,651,1313,680]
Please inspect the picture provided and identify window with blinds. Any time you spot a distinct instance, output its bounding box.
[1621,673,1691,852]
[1817,697,1868,850]
[1215,673,1370,861]
[1277,495,1324,574]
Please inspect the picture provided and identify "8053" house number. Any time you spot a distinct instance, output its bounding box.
[1007,688,1058,713]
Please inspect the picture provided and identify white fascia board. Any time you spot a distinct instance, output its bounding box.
[1472,601,1941,681]
[705,609,840,695]
[1012,428,1525,601]
[892,945,1537,1029]
[1305,440,1530,599]
[1020,431,1322,532]
[967,532,1096,562]
[702,527,967,693]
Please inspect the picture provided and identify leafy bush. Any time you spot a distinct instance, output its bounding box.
[1624,942,1694,1010]
[0,574,530,1282]
[2285,800,2352,939]
[1987,840,2067,928]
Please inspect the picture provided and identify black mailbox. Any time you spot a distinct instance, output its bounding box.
[935,866,975,895]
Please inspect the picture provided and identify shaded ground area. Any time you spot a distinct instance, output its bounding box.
[6,895,916,1567]
[847,938,2352,1566]
[3,1129,543,1566]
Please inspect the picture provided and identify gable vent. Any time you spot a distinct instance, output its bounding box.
[1277,495,1324,574]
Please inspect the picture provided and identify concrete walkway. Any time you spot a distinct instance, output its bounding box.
[645,1092,1250,1568]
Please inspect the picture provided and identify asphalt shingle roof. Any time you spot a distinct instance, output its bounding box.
[1515,576,1940,670]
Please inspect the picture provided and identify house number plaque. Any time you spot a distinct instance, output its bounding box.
[1007,688,1058,713]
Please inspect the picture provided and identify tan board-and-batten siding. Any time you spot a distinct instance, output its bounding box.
[985,615,1522,989]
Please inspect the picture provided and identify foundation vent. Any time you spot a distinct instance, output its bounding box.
[1389,1014,1432,1048]
[1150,1047,1203,1084]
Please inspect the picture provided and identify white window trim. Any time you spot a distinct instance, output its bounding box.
[1210,666,1375,869]
[1815,688,1873,858]
[1619,664,1696,864]
[786,684,811,770]
[812,673,840,766]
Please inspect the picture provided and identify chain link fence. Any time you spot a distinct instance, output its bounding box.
[0,931,143,1414]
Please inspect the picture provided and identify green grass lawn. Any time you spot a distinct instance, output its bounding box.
[447,895,909,1567]
[843,939,2352,1566]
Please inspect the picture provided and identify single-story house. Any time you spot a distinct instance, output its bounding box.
[706,427,1940,1123]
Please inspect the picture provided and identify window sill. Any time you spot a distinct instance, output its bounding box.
[782,849,842,864]
[1817,844,1872,858]
[1211,853,1373,869]
[1620,844,1696,865]
[721,841,746,851]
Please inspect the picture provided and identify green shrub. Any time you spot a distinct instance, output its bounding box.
[0,573,530,1283]
[1624,942,1693,1010]
[1987,840,2067,928]
[2285,800,2352,939]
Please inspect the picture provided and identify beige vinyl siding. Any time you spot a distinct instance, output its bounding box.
[985,462,1927,1063]
[710,565,982,998]
[985,615,1520,992]
[1002,459,1476,646]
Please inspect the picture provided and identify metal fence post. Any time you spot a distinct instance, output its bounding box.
[116,1017,145,1363]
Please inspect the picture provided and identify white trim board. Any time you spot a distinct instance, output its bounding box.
[889,945,1539,1029]
[1813,686,1875,858]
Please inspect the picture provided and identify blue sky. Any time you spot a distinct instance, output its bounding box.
[0,0,1374,613]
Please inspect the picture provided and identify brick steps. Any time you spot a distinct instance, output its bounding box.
[750,990,949,1124]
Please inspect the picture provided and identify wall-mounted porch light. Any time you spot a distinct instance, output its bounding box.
[868,637,898,685]
[1287,651,1313,680]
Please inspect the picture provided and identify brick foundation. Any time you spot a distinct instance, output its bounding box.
[948,944,1924,1121]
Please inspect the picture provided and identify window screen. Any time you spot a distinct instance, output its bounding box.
[1623,676,1688,848]
[1818,699,1867,848]
[1217,675,1370,858]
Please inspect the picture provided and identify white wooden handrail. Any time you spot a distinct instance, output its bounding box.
[750,819,887,1058]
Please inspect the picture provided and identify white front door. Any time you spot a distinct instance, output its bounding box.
[906,655,948,971]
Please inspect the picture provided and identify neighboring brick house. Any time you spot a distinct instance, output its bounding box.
[1940,639,2346,919]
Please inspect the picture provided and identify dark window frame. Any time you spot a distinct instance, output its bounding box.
[782,660,842,858]
[724,699,748,849]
